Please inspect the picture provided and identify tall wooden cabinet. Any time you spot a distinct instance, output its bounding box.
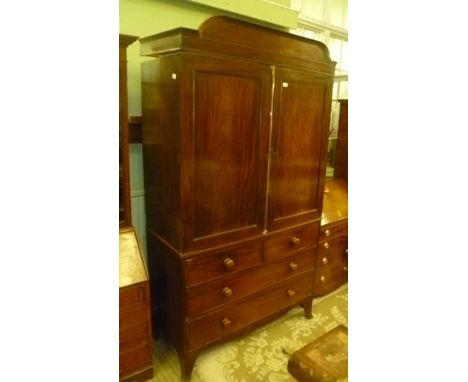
[140,16,335,378]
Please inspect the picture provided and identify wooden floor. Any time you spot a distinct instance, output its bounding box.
[149,335,181,381]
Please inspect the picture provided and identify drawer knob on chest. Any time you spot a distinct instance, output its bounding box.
[324,229,331,237]
[286,289,296,298]
[320,276,326,283]
[290,236,301,247]
[223,257,235,270]
[222,287,233,297]
[322,257,328,265]
[323,242,329,250]
[343,266,348,272]
[221,317,232,328]
[288,262,298,271]
[345,248,348,254]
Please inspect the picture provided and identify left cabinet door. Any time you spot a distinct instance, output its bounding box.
[180,54,272,250]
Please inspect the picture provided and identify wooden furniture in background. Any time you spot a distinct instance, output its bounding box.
[140,16,335,378]
[119,227,153,382]
[333,100,348,182]
[315,179,348,297]
[119,34,138,228]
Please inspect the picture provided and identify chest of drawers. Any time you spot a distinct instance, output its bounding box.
[314,180,348,297]
[119,228,153,381]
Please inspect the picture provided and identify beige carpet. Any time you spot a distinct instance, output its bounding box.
[151,285,348,381]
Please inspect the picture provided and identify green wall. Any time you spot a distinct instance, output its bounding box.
[120,0,296,259]
[120,0,295,115]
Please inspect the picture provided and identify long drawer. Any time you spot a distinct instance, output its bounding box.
[186,248,316,317]
[119,343,153,378]
[119,284,149,309]
[120,303,149,330]
[186,272,313,350]
[264,223,319,261]
[184,240,262,287]
[314,261,348,297]
[320,220,347,240]
[316,235,348,269]
[120,320,151,353]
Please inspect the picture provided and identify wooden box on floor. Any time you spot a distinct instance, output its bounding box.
[119,228,153,381]
[287,325,348,382]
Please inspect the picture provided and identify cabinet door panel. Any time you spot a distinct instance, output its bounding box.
[181,54,271,249]
[268,67,332,230]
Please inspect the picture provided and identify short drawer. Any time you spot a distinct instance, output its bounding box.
[119,284,149,309]
[264,223,319,261]
[184,241,262,286]
[316,235,348,269]
[186,272,313,350]
[320,220,347,240]
[119,303,149,330]
[186,248,316,317]
[119,343,152,378]
[120,320,151,353]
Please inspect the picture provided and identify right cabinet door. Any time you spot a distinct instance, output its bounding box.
[268,67,332,231]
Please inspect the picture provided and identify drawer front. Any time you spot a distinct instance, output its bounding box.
[119,284,149,309]
[119,303,149,330]
[119,343,152,378]
[186,272,313,350]
[314,262,348,297]
[185,241,262,286]
[186,248,316,317]
[320,221,347,240]
[316,235,348,269]
[120,320,151,353]
[264,223,319,261]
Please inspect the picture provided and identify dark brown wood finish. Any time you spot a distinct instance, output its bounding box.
[128,116,143,143]
[333,100,348,182]
[182,54,271,249]
[140,16,335,378]
[315,179,348,297]
[119,34,138,228]
[119,227,153,381]
[268,68,332,231]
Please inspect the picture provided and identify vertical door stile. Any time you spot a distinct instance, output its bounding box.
[263,65,276,235]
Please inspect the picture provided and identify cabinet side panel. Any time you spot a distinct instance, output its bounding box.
[142,55,181,249]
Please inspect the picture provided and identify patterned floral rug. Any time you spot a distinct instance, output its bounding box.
[190,286,348,382]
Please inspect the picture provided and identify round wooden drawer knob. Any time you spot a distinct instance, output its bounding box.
[288,262,298,271]
[290,236,301,246]
[343,266,348,272]
[345,248,348,254]
[221,317,232,328]
[324,229,331,237]
[321,257,328,265]
[323,242,329,250]
[320,276,326,283]
[222,287,233,297]
[223,257,235,269]
[286,289,296,298]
